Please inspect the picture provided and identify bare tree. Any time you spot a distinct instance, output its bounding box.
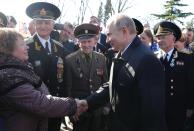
[97,2,104,22]
[77,0,90,25]
[104,0,112,25]
[112,0,133,14]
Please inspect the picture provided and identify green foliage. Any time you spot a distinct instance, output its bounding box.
[97,2,104,23]
[152,0,193,24]
[104,0,112,26]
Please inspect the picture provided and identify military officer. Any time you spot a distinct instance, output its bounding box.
[64,23,108,131]
[0,12,7,27]
[154,21,194,131]
[25,2,69,131]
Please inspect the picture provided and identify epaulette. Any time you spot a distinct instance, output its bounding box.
[179,49,193,55]
[52,39,63,48]
[25,37,34,44]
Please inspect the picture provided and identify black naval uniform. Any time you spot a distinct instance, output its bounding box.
[160,48,194,131]
[26,34,69,131]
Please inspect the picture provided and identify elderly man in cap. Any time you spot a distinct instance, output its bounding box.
[25,2,69,131]
[77,14,167,131]
[154,21,194,131]
[64,23,108,131]
[0,12,7,28]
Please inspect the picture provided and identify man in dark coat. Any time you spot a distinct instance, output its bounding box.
[25,2,69,131]
[80,14,167,131]
[154,21,194,131]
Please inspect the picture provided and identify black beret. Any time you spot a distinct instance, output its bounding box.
[132,18,144,35]
[74,23,99,40]
[26,2,61,20]
[154,21,181,41]
[0,12,7,27]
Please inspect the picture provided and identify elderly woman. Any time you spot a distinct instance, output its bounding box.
[0,28,85,131]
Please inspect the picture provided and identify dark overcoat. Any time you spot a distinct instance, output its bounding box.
[87,36,167,131]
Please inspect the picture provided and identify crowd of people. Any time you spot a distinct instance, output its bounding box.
[0,1,194,131]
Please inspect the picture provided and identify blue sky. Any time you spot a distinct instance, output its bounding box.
[0,0,193,29]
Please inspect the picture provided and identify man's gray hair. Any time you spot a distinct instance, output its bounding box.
[64,22,74,30]
[107,14,137,34]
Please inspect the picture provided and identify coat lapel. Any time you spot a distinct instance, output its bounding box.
[122,36,140,62]
[33,35,50,55]
[33,35,45,52]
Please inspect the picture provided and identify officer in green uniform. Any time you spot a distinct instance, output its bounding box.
[65,23,108,131]
[25,2,69,131]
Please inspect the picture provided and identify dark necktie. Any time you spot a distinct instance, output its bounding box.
[45,41,50,53]
[85,53,91,63]
[163,54,168,65]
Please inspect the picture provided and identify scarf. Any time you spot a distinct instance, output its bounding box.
[0,53,42,96]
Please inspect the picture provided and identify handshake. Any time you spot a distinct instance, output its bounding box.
[74,99,88,121]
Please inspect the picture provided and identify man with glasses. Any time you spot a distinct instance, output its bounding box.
[154,21,194,131]
[25,2,69,131]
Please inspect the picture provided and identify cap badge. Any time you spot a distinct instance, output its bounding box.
[85,29,88,34]
[40,8,47,16]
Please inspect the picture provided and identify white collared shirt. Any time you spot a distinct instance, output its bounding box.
[164,48,174,61]
[37,34,51,52]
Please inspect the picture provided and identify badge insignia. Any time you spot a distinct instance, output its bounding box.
[125,63,135,77]
[35,42,41,51]
[54,44,57,52]
[57,57,64,82]
[96,68,103,76]
[85,29,88,34]
[40,8,47,16]
[80,73,83,78]
[173,51,178,59]
[176,61,184,66]
[170,59,175,67]
[35,60,41,66]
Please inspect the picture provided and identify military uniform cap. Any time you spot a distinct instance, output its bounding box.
[154,21,181,41]
[0,12,7,27]
[132,18,143,35]
[26,2,61,20]
[74,23,99,40]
